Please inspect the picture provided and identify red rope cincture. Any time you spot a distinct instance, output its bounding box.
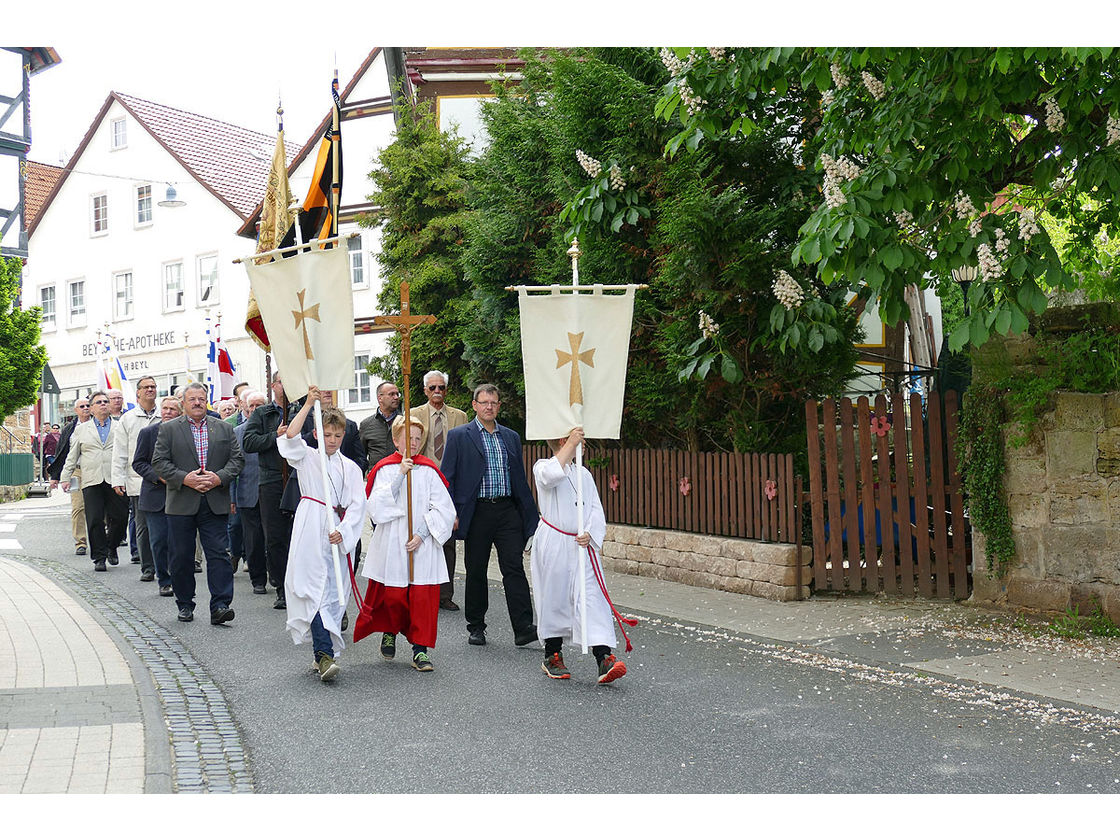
[540,517,637,652]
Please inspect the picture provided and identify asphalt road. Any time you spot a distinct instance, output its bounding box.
[8,502,1120,794]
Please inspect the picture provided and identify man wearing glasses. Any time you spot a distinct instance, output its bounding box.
[359,381,402,472]
[410,370,468,611]
[441,384,539,647]
[49,397,93,555]
[112,376,161,582]
[58,391,129,572]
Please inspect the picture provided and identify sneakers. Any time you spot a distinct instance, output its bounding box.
[597,654,627,685]
[159,585,174,597]
[317,654,340,682]
[412,651,434,672]
[341,613,349,632]
[140,570,155,582]
[542,653,571,680]
[75,545,87,556]
[380,633,396,661]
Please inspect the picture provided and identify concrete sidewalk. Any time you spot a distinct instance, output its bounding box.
[3,488,1119,794]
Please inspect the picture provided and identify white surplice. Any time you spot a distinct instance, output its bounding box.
[362,462,455,587]
[530,457,615,648]
[279,434,365,655]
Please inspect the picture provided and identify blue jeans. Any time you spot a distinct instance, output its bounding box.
[167,504,233,613]
[311,612,333,659]
[228,507,243,559]
[145,509,171,587]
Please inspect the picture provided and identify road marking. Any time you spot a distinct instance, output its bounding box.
[0,539,21,550]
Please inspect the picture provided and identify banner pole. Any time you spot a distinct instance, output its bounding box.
[568,238,589,654]
[313,398,347,607]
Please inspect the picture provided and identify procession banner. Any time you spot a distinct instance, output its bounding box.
[518,287,635,441]
[244,247,353,399]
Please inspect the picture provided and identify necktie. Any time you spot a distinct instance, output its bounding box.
[433,410,445,461]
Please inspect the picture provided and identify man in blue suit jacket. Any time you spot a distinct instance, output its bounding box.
[131,395,182,597]
[231,391,270,595]
[441,384,539,647]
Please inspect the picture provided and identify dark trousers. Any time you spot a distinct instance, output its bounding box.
[258,480,292,592]
[81,482,129,563]
[462,498,533,635]
[238,503,268,588]
[145,508,171,587]
[311,612,333,659]
[129,496,153,574]
[440,539,457,602]
[167,505,233,613]
[228,507,243,559]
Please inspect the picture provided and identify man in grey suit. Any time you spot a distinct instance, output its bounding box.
[153,382,244,624]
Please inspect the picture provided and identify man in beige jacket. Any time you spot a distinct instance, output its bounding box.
[410,370,468,611]
[59,391,129,572]
[112,376,160,582]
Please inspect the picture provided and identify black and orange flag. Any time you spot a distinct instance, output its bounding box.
[298,73,342,248]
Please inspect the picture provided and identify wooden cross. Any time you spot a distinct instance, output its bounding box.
[372,281,436,582]
[555,331,596,406]
[291,288,321,360]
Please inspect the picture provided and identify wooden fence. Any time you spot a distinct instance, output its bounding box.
[804,391,970,597]
[522,445,800,544]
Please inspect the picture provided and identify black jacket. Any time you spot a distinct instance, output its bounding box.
[47,417,81,482]
[240,403,287,485]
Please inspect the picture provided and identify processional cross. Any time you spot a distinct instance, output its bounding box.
[373,282,436,582]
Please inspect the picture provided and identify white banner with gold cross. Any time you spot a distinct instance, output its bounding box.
[244,247,354,399]
[518,286,635,441]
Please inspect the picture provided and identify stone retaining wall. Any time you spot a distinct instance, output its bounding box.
[601,524,810,601]
[971,387,1120,621]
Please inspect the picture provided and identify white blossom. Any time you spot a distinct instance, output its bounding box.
[608,162,626,190]
[1018,208,1041,241]
[861,71,885,101]
[820,153,861,209]
[1106,113,1120,146]
[660,48,687,77]
[773,270,806,310]
[968,218,983,238]
[679,80,708,117]
[707,47,727,60]
[821,90,835,107]
[576,149,602,179]
[830,63,849,89]
[954,191,978,221]
[994,227,1010,256]
[894,209,913,228]
[1044,97,1066,133]
[976,242,1004,283]
[698,310,721,339]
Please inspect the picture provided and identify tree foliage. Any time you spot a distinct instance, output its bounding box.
[0,257,47,419]
[366,49,860,453]
[656,47,1120,350]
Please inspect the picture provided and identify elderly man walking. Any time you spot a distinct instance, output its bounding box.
[112,376,160,581]
[131,395,183,596]
[58,391,129,572]
[49,397,92,555]
[410,369,468,611]
[153,382,244,624]
[441,384,539,647]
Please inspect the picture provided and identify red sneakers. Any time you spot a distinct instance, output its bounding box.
[542,653,571,679]
[597,654,626,685]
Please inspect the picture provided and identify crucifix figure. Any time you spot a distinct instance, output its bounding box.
[373,281,436,581]
[555,331,596,406]
[292,288,321,360]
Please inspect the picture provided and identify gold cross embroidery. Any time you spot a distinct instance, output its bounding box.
[292,289,321,360]
[555,331,595,406]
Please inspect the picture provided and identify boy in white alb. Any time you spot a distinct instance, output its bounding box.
[530,427,631,684]
[278,387,365,682]
[360,417,456,672]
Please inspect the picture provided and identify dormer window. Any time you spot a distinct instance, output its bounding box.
[111,118,127,150]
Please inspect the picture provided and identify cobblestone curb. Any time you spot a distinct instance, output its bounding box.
[26,556,253,793]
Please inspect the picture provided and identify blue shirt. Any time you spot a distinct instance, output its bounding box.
[475,418,511,499]
[93,416,113,445]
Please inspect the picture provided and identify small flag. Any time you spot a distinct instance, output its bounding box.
[299,73,342,248]
[98,334,138,412]
[206,317,238,405]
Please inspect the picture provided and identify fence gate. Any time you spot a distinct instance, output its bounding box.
[804,390,971,597]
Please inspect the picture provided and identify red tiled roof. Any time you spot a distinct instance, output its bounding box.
[24,162,64,229]
[115,93,301,219]
[29,92,300,236]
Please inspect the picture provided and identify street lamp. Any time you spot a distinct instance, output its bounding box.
[951,263,978,315]
[157,183,185,208]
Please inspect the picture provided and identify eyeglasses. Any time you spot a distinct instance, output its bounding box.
[138,385,157,390]
[92,399,109,405]
[474,401,500,408]
[427,385,447,391]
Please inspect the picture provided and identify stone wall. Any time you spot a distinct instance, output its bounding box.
[2,410,33,454]
[601,524,811,601]
[972,389,1120,620]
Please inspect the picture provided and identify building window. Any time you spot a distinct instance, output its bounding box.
[69,280,86,326]
[114,272,134,320]
[111,118,127,150]
[91,194,108,235]
[348,353,371,405]
[349,235,365,287]
[163,262,184,311]
[197,254,219,306]
[40,286,56,326]
[136,185,152,226]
